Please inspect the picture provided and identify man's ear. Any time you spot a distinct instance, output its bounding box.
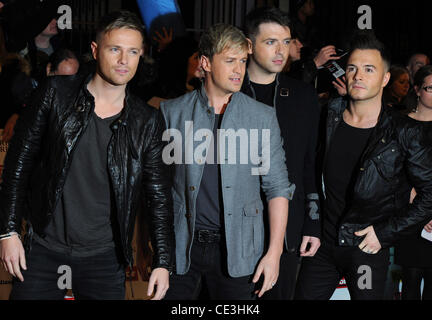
[246,38,253,55]
[201,55,211,73]
[383,71,391,88]
[91,41,98,60]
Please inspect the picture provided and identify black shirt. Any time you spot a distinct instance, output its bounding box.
[250,81,276,107]
[34,111,120,256]
[323,118,374,244]
[195,114,224,231]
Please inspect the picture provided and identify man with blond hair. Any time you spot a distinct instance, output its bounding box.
[161,23,295,300]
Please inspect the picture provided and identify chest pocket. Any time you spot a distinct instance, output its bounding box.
[369,140,402,181]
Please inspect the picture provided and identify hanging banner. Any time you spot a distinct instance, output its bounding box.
[136,0,186,42]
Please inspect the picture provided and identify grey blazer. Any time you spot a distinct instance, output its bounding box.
[160,86,295,277]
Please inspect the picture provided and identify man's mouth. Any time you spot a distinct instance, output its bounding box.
[115,69,129,75]
[230,77,241,84]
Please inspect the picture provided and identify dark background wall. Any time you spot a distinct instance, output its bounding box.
[311,0,432,64]
[62,0,432,65]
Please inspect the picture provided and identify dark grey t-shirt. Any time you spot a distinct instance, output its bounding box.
[34,111,120,256]
[195,114,224,231]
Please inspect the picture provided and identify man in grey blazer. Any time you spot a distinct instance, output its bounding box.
[160,23,295,300]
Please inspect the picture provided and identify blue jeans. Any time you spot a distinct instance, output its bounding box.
[10,242,125,300]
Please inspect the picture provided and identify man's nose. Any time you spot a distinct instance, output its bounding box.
[119,51,128,65]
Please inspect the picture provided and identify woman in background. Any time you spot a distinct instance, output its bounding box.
[394,65,432,300]
[383,65,410,109]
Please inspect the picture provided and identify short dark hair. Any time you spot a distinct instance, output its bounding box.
[244,7,291,41]
[413,65,432,88]
[95,10,145,43]
[406,52,430,67]
[348,30,391,72]
[48,48,78,73]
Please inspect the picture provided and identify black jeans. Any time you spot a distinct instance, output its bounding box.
[401,267,432,300]
[10,242,125,300]
[261,250,300,300]
[294,241,390,300]
[165,230,256,300]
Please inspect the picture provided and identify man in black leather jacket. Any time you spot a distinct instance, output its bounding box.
[295,32,432,300]
[0,11,173,300]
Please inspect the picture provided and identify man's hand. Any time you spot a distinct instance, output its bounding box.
[2,113,19,142]
[299,236,321,257]
[314,45,340,68]
[424,220,432,233]
[153,27,173,52]
[332,76,347,97]
[0,234,26,281]
[252,252,280,298]
[147,267,169,300]
[355,226,382,254]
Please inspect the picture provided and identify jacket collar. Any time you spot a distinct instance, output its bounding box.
[197,83,242,114]
[77,72,132,124]
[242,71,280,104]
[329,97,392,162]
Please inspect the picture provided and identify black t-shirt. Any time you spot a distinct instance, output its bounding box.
[323,118,374,244]
[195,114,224,231]
[250,80,276,107]
[34,111,120,256]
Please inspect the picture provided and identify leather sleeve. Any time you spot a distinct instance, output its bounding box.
[0,79,53,235]
[141,109,175,272]
[374,125,432,248]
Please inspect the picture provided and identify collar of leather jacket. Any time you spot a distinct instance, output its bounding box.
[74,71,133,128]
[329,97,394,163]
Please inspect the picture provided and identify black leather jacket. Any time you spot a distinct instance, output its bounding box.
[322,97,432,248]
[0,73,174,271]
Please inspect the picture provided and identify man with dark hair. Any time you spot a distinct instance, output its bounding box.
[294,31,432,300]
[0,10,173,300]
[161,23,294,300]
[46,48,79,76]
[242,7,321,300]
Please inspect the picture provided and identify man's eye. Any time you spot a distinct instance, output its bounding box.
[111,48,119,52]
[284,40,291,45]
[266,41,274,45]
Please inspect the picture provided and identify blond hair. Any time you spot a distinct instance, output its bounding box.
[199,23,248,60]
